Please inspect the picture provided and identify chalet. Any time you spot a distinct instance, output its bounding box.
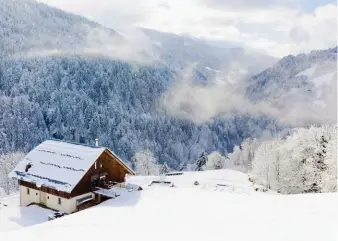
[9,139,135,214]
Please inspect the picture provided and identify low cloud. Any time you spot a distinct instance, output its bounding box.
[79,26,157,64]
[160,65,337,126]
[14,25,157,64]
[40,0,337,57]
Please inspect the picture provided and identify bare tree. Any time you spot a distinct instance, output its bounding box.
[132,150,161,176]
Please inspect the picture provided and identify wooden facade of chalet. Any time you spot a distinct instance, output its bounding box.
[72,149,134,197]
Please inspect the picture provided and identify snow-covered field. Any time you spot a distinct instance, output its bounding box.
[1,170,337,241]
[0,194,54,232]
[126,169,274,195]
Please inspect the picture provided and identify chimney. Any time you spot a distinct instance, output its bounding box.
[95,138,99,147]
[25,162,32,172]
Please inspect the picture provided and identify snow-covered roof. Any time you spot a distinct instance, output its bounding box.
[9,140,134,193]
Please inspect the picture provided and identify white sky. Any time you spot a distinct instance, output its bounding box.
[38,0,337,57]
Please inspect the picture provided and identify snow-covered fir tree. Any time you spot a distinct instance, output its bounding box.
[160,162,170,175]
[321,133,337,192]
[195,151,208,171]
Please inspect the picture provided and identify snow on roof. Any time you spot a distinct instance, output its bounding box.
[8,139,133,193]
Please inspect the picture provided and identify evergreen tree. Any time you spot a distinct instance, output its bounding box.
[195,151,208,171]
[160,162,170,175]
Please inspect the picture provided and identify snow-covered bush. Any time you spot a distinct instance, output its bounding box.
[227,138,260,171]
[0,152,25,196]
[160,162,170,175]
[204,152,226,170]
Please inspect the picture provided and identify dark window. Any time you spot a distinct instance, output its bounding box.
[47,196,49,199]
[36,193,38,196]
[58,197,61,205]
[27,188,30,195]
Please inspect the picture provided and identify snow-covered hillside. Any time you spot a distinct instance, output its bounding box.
[142,28,276,79]
[245,47,337,125]
[0,0,111,55]
[247,47,337,101]
[295,61,336,101]
[126,169,274,195]
[1,170,337,241]
[0,194,54,232]
[0,0,281,169]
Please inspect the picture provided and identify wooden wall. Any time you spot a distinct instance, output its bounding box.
[71,149,134,197]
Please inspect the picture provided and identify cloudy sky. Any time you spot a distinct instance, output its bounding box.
[39,0,337,57]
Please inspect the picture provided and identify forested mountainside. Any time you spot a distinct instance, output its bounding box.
[0,0,335,170]
[0,0,111,55]
[0,0,278,167]
[247,47,337,101]
[0,56,275,166]
[245,47,337,125]
[141,28,276,78]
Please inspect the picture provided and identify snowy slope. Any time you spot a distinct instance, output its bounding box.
[295,61,336,99]
[0,206,54,232]
[246,47,337,124]
[247,47,337,102]
[0,0,109,55]
[142,28,276,83]
[2,189,337,241]
[0,193,20,208]
[126,169,274,195]
[1,170,337,241]
[0,194,54,231]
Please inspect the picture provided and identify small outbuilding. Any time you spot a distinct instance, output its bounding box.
[9,139,135,214]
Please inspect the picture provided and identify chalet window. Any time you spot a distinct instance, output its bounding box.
[27,188,30,195]
[58,197,61,205]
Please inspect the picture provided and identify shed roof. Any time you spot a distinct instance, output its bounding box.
[9,139,134,193]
